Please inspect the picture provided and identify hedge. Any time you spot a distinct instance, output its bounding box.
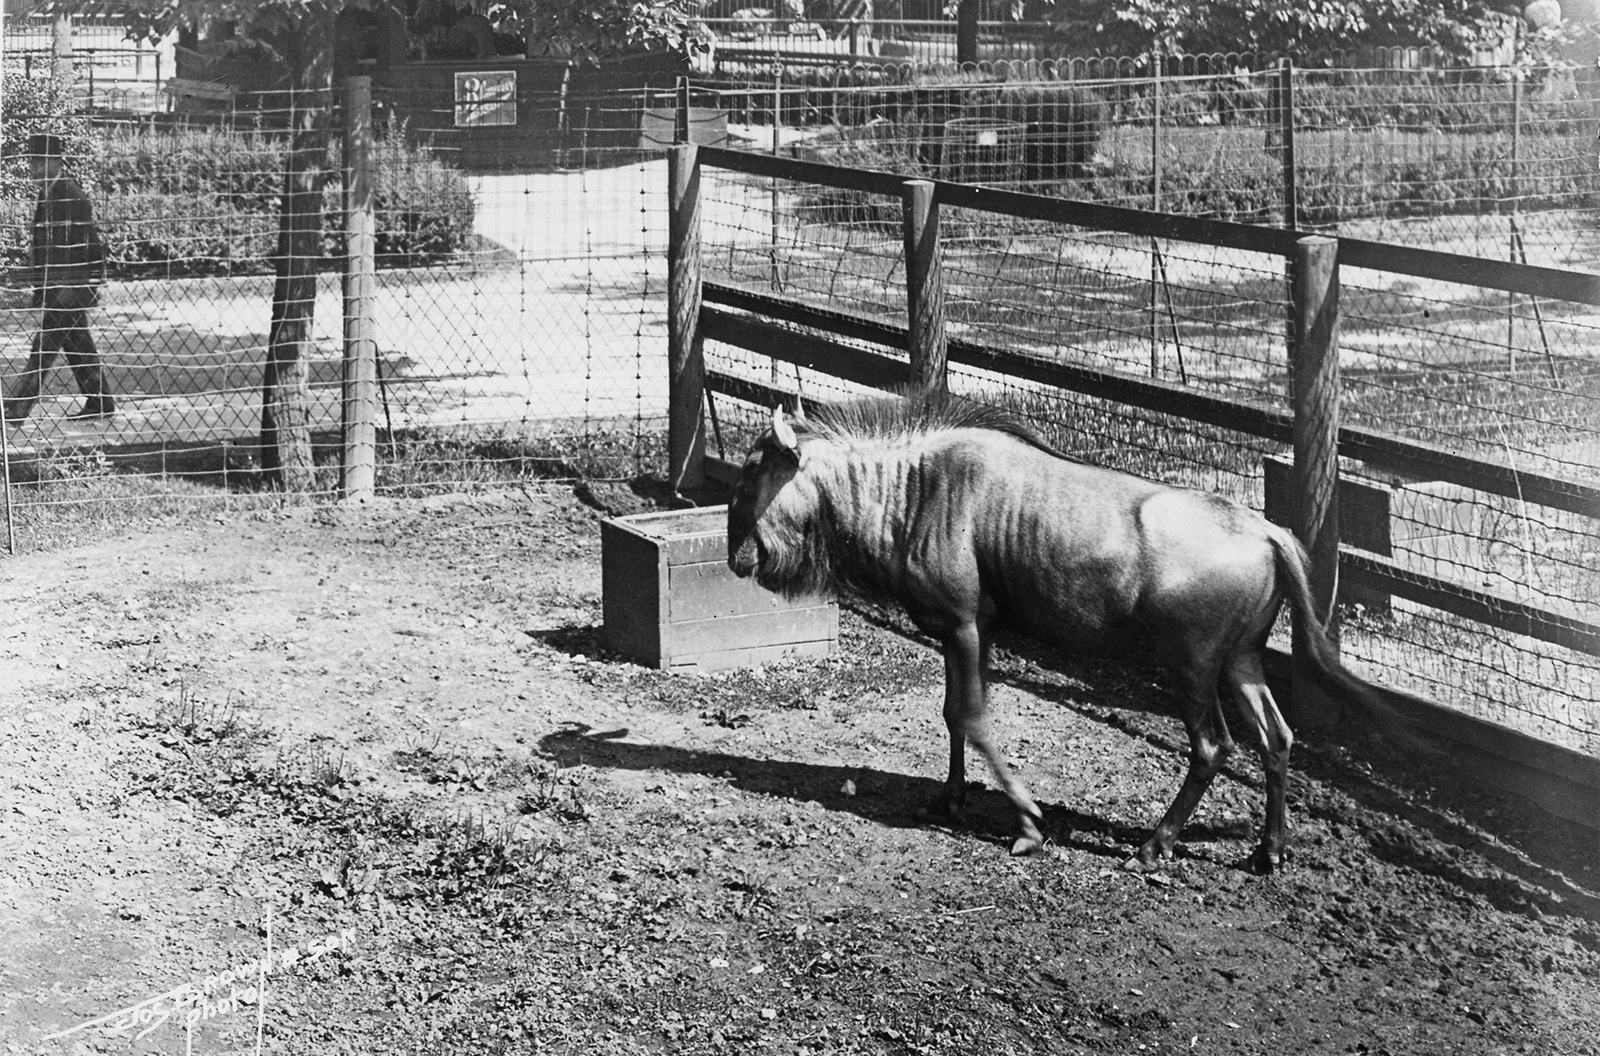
[0,110,476,276]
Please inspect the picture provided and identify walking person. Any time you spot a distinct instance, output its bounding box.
[4,132,113,423]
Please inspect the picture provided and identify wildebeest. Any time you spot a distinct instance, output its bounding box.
[726,393,1398,874]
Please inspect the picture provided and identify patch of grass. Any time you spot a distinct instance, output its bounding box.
[517,763,591,824]
[0,419,671,554]
[372,423,671,495]
[151,682,246,744]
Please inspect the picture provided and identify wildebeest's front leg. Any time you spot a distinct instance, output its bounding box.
[936,624,1044,856]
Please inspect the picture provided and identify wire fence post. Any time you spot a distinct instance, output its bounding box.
[0,26,11,555]
[1289,234,1342,728]
[668,143,706,493]
[1279,58,1297,230]
[771,61,782,292]
[1508,61,1522,366]
[340,75,377,503]
[1150,51,1162,377]
[956,0,979,65]
[902,179,947,395]
[771,62,785,391]
[52,11,73,87]
[676,75,691,144]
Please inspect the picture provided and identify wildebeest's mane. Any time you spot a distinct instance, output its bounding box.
[797,391,1064,458]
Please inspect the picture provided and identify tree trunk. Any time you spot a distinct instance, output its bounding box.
[260,25,333,491]
[52,13,74,87]
[956,0,979,66]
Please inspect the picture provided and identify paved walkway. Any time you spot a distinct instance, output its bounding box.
[0,163,678,454]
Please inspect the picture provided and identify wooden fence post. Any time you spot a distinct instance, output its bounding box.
[1290,234,1341,726]
[1150,52,1163,377]
[901,179,948,395]
[668,143,706,493]
[341,75,377,503]
[956,0,979,65]
[52,12,73,86]
[676,76,692,144]
[1279,58,1297,230]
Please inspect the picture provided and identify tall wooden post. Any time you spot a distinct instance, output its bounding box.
[1279,59,1297,231]
[902,180,947,396]
[341,77,378,502]
[1150,53,1162,377]
[52,12,74,87]
[956,0,979,66]
[676,76,692,144]
[1508,65,1522,362]
[668,144,706,493]
[1289,235,1342,726]
[771,62,783,292]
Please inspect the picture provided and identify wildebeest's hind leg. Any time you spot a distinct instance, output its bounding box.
[923,625,1045,856]
[1123,661,1236,872]
[1225,650,1294,874]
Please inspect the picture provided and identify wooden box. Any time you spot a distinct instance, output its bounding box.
[601,505,838,672]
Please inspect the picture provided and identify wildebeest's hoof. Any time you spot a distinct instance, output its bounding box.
[1120,841,1171,872]
[916,798,961,824]
[1246,845,1286,875]
[1010,834,1043,856]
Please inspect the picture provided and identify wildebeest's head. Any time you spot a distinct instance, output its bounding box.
[726,405,830,597]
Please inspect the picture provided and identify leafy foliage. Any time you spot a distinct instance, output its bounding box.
[0,72,95,197]
[509,0,698,62]
[0,119,475,272]
[1037,0,1530,64]
[66,0,695,63]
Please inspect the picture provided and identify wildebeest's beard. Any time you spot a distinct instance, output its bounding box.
[746,483,840,600]
[747,461,900,604]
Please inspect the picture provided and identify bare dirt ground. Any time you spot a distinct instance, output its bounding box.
[2,484,1598,1055]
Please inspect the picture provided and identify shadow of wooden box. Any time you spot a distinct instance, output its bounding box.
[601,505,838,672]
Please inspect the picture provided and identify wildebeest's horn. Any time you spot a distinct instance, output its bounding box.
[772,405,798,451]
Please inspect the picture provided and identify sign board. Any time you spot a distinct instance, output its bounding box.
[639,108,730,151]
[454,70,516,127]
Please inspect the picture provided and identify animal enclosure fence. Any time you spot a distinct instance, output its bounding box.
[692,55,1600,272]
[664,139,1600,828]
[0,78,677,519]
[2,54,1594,497]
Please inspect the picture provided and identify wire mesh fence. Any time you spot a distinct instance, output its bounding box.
[696,55,1600,262]
[0,42,1595,753]
[0,80,682,519]
[690,147,1599,755]
[2,13,170,112]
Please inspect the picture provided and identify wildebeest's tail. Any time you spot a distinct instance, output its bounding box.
[1263,523,1419,743]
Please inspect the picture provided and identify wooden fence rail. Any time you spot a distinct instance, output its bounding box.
[668,143,1600,828]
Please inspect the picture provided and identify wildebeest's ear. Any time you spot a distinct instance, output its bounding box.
[791,399,807,423]
[771,405,798,452]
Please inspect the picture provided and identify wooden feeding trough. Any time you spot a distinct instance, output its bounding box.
[601,505,838,672]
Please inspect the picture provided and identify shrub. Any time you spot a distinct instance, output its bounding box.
[107,190,279,270]
[960,82,1108,181]
[0,72,95,187]
[0,106,476,274]
[793,120,931,226]
[363,125,477,264]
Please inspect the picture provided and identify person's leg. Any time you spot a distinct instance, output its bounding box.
[3,312,65,421]
[61,309,113,418]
